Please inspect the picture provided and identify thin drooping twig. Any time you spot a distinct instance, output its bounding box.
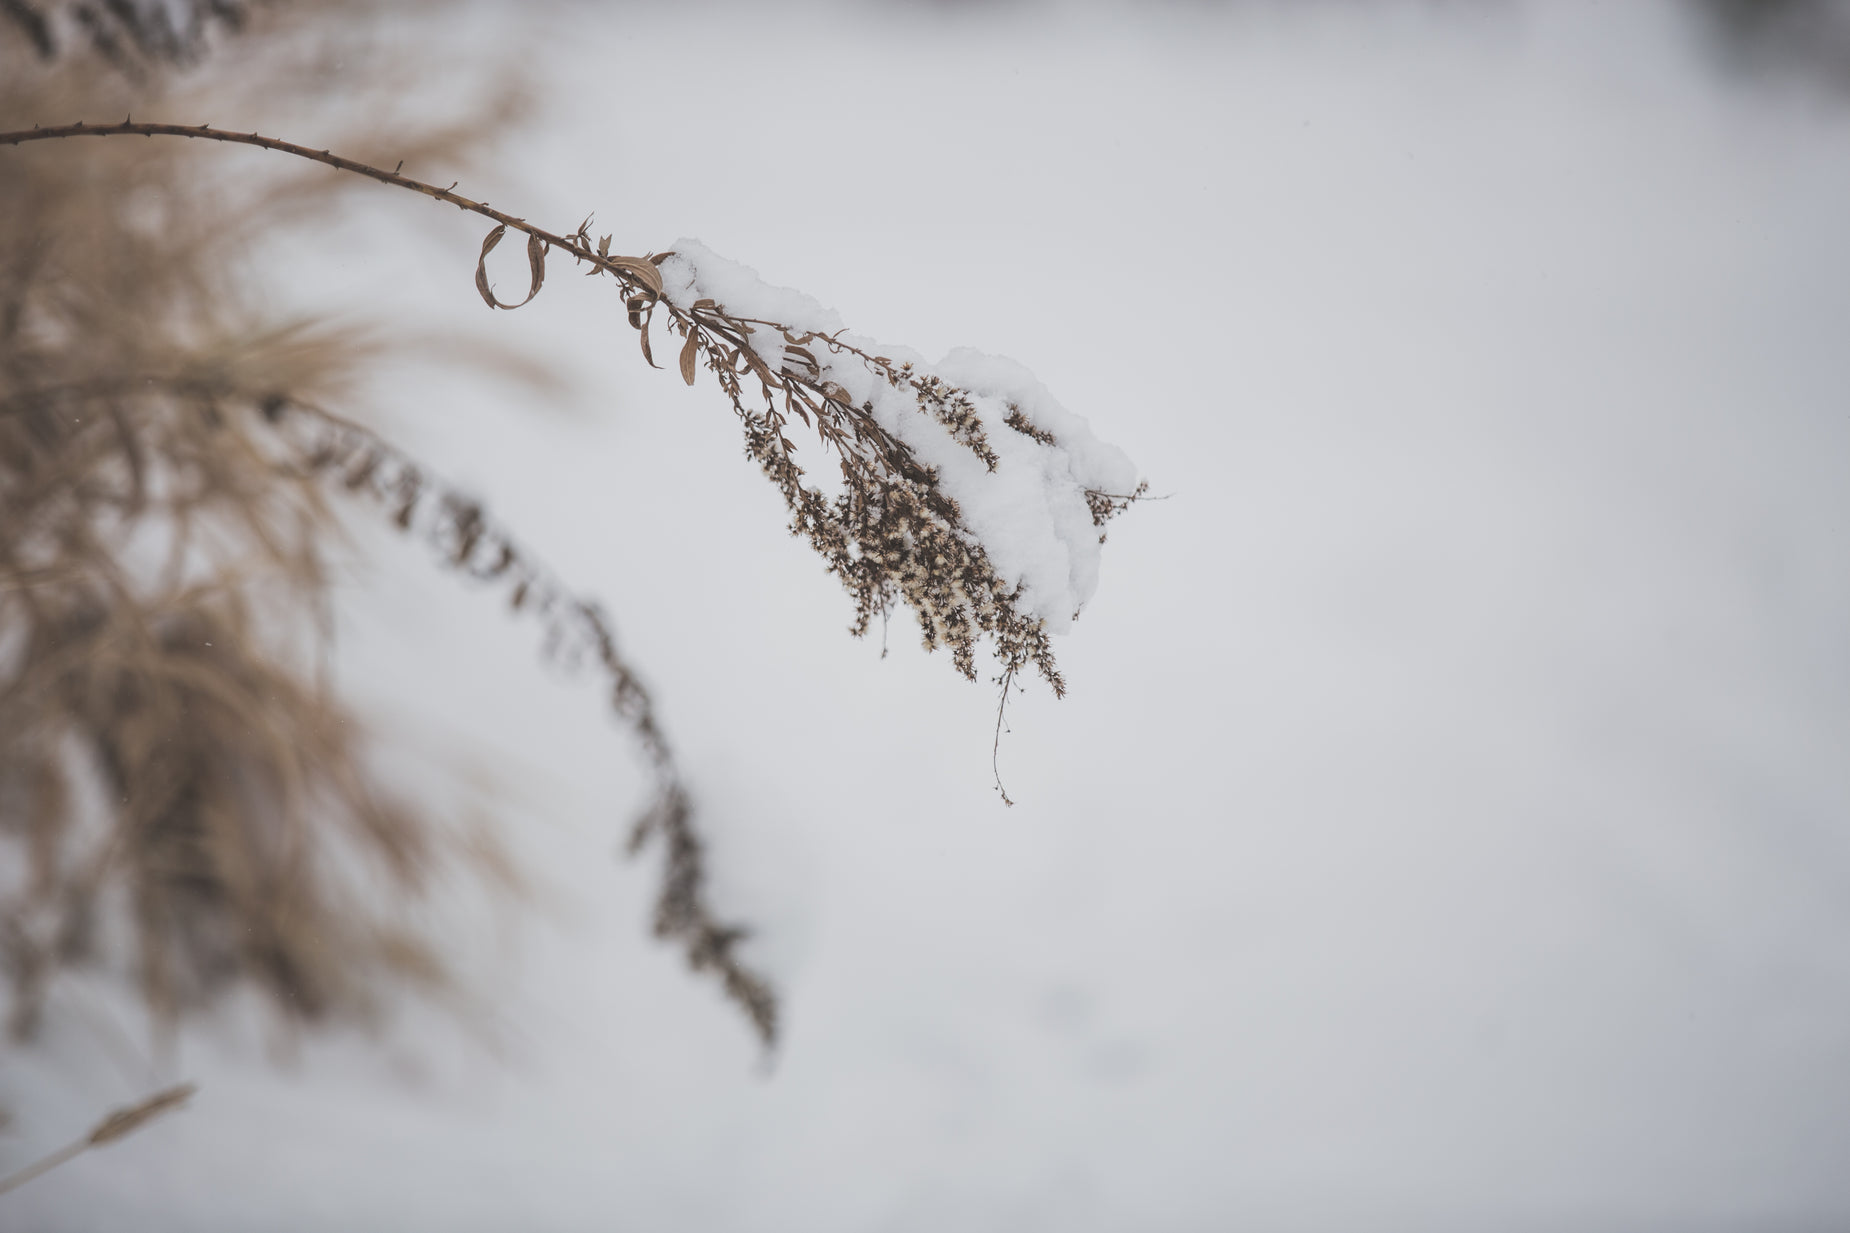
[0,1083,196,1197]
[252,393,777,1045]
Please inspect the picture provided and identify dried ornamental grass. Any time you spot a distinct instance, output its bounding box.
[0,0,556,1051]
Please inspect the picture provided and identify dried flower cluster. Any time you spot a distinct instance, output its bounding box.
[640,244,1146,801]
[657,303,1060,691]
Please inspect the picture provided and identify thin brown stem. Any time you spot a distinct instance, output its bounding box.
[992,664,1017,808]
[0,1137,86,1197]
[0,122,659,294]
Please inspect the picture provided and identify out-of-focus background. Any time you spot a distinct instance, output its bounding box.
[6,1,1850,1229]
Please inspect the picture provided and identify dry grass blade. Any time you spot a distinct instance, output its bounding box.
[0,1082,196,1196]
[85,1082,196,1146]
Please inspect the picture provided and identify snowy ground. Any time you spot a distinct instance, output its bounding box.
[8,1,1850,1229]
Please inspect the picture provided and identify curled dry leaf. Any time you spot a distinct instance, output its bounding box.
[473,223,546,310]
[474,223,506,308]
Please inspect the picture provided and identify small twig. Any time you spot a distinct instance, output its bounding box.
[992,664,1017,807]
[0,1084,196,1197]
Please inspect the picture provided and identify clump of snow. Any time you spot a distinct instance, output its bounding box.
[657,240,1141,632]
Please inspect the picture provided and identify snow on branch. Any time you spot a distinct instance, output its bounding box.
[649,240,1146,697]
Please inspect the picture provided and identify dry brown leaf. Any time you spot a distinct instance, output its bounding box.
[474,224,507,309]
[739,342,777,386]
[638,310,658,369]
[525,232,547,302]
[608,254,663,298]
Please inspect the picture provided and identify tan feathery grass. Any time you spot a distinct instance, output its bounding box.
[0,0,576,1052]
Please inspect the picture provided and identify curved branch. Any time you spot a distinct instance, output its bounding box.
[0,121,663,295]
[0,118,1142,818]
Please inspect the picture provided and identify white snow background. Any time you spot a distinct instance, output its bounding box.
[6,1,1850,1229]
